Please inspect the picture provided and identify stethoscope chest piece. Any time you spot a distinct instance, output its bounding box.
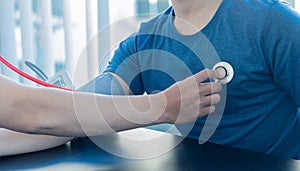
[212,61,234,84]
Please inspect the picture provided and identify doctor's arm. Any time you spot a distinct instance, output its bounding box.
[0,73,132,156]
[0,69,221,137]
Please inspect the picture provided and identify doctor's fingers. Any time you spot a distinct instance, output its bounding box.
[198,105,216,116]
[198,82,222,96]
[193,69,218,83]
[199,93,221,107]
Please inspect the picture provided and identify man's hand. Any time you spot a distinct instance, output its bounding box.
[159,69,222,124]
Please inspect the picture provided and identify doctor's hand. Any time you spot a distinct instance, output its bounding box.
[157,69,222,125]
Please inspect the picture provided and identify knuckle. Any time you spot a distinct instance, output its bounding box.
[198,84,206,93]
[215,83,222,92]
[202,68,210,73]
[201,69,210,77]
[199,97,209,106]
[213,94,221,104]
[206,69,217,78]
[199,109,207,116]
[211,82,222,92]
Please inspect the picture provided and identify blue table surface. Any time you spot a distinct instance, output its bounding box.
[0,129,300,171]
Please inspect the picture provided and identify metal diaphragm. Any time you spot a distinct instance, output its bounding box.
[212,62,234,84]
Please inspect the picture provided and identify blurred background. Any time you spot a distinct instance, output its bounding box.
[0,0,170,87]
[0,0,298,87]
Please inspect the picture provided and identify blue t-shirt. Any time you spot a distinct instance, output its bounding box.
[105,0,300,159]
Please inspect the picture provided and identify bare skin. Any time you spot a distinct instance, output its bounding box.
[0,0,223,156]
[172,0,222,34]
[0,69,221,137]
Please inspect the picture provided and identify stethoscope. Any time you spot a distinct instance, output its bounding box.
[0,55,74,91]
[1,55,234,88]
[212,61,234,84]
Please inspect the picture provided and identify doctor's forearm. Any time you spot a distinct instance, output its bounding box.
[0,76,166,137]
[0,69,219,137]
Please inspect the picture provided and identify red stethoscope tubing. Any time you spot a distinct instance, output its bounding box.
[0,55,73,91]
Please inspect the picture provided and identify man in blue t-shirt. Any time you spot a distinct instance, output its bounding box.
[83,0,300,159]
[1,0,300,159]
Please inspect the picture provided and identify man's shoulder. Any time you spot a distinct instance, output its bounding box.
[227,0,290,24]
[137,6,173,35]
[238,0,291,10]
[140,6,172,25]
[232,0,279,11]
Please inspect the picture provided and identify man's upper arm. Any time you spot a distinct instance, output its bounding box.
[79,34,144,95]
[104,34,145,95]
[77,72,133,95]
[108,72,133,95]
[262,2,300,105]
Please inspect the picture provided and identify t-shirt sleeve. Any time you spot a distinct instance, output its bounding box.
[262,1,300,106]
[105,33,145,95]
